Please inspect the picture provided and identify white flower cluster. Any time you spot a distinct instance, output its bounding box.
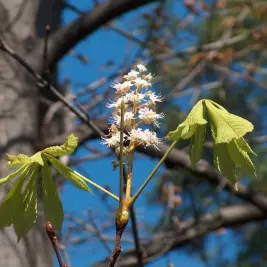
[102,64,164,152]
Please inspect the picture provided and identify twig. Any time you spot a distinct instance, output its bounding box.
[0,37,103,137]
[109,229,123,267]
[88,210,112,254]
[73,97,91,121]
[168,60,207,97]
[42,25,51,79]
[128,206,144,267]
[46,221,68,267]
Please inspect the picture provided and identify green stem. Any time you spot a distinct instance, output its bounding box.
[129,140,178,207]
[81,176,120,202]
[44,153,120,202]
[119,100,125,209]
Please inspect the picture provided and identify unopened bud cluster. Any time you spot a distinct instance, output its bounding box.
[102,64,164,153]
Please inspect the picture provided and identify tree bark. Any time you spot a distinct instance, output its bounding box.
[0,0,62,266]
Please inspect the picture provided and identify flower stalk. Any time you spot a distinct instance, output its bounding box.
[102,64,165,266]
[119,100,125,209]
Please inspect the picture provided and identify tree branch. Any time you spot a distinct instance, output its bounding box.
[41,0,156,69]
[94,204,266,267]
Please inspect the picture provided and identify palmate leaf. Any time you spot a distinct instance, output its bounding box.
[167,100,207,141]
[0,133,95,240]
[42,161,64,230]
[44,154,90,192]
[42,133,78,157]
[14,166,39,241]
[204,100,254,144]
[0,165,31,228]
[167,99,257,188]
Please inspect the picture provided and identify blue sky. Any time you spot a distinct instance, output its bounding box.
[58,1,241,266]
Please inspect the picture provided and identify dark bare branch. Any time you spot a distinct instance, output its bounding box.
[94,204,266,267]
[41,0,156,69]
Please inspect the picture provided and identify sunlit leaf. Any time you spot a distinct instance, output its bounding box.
[6,154,32,167]
[0,165,28,185]
[45,154,90,192]
[14,166,39,241]
[237,137,257,156]
[214,143,237,186]
[190,124,206,167]
[42,133,78,157]
[204,100,254,144]
[6,152,44,167]
[228,139,256,176]
[42,161,64,230]
[0,165,31,228]
[167,100,207,141]
[30,152,44,166]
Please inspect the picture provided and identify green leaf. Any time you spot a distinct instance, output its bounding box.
[214,143,237,187]
[6,152,44,167]
[228,139,256,176]
[14,166,39,241]
[0,165,31,228]
[30,152,44,166]
[190,124,206,167]
[45,154,90,192]
[6,154,32,167]
[167,100,207,141]
[204,100,254,144]
[0,165,28,185]
[237,137,257,156]
[42,161,64,230]
[42,133,78,157]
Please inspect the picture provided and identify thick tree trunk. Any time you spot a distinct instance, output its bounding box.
[0,0,62,266]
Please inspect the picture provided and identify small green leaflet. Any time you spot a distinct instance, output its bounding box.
[42,161,64,230]
[0,165,31,228]
[214,143,237,186]
[204,100,254,144]
[167,100,207,141]
[0,165,28,185]
[167,100,207,167]
[228,139,256,176]
[6,152,44,167]
[167,99,257,188]
[14,166,39,241]
[42,133,78,156]
[6,154,32,167]
[190,124,206,167]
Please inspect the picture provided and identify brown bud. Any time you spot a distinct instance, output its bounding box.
[173,196,182,209]
[46,221,56,240]
[115,209,129,231]
[216,0,226,9]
